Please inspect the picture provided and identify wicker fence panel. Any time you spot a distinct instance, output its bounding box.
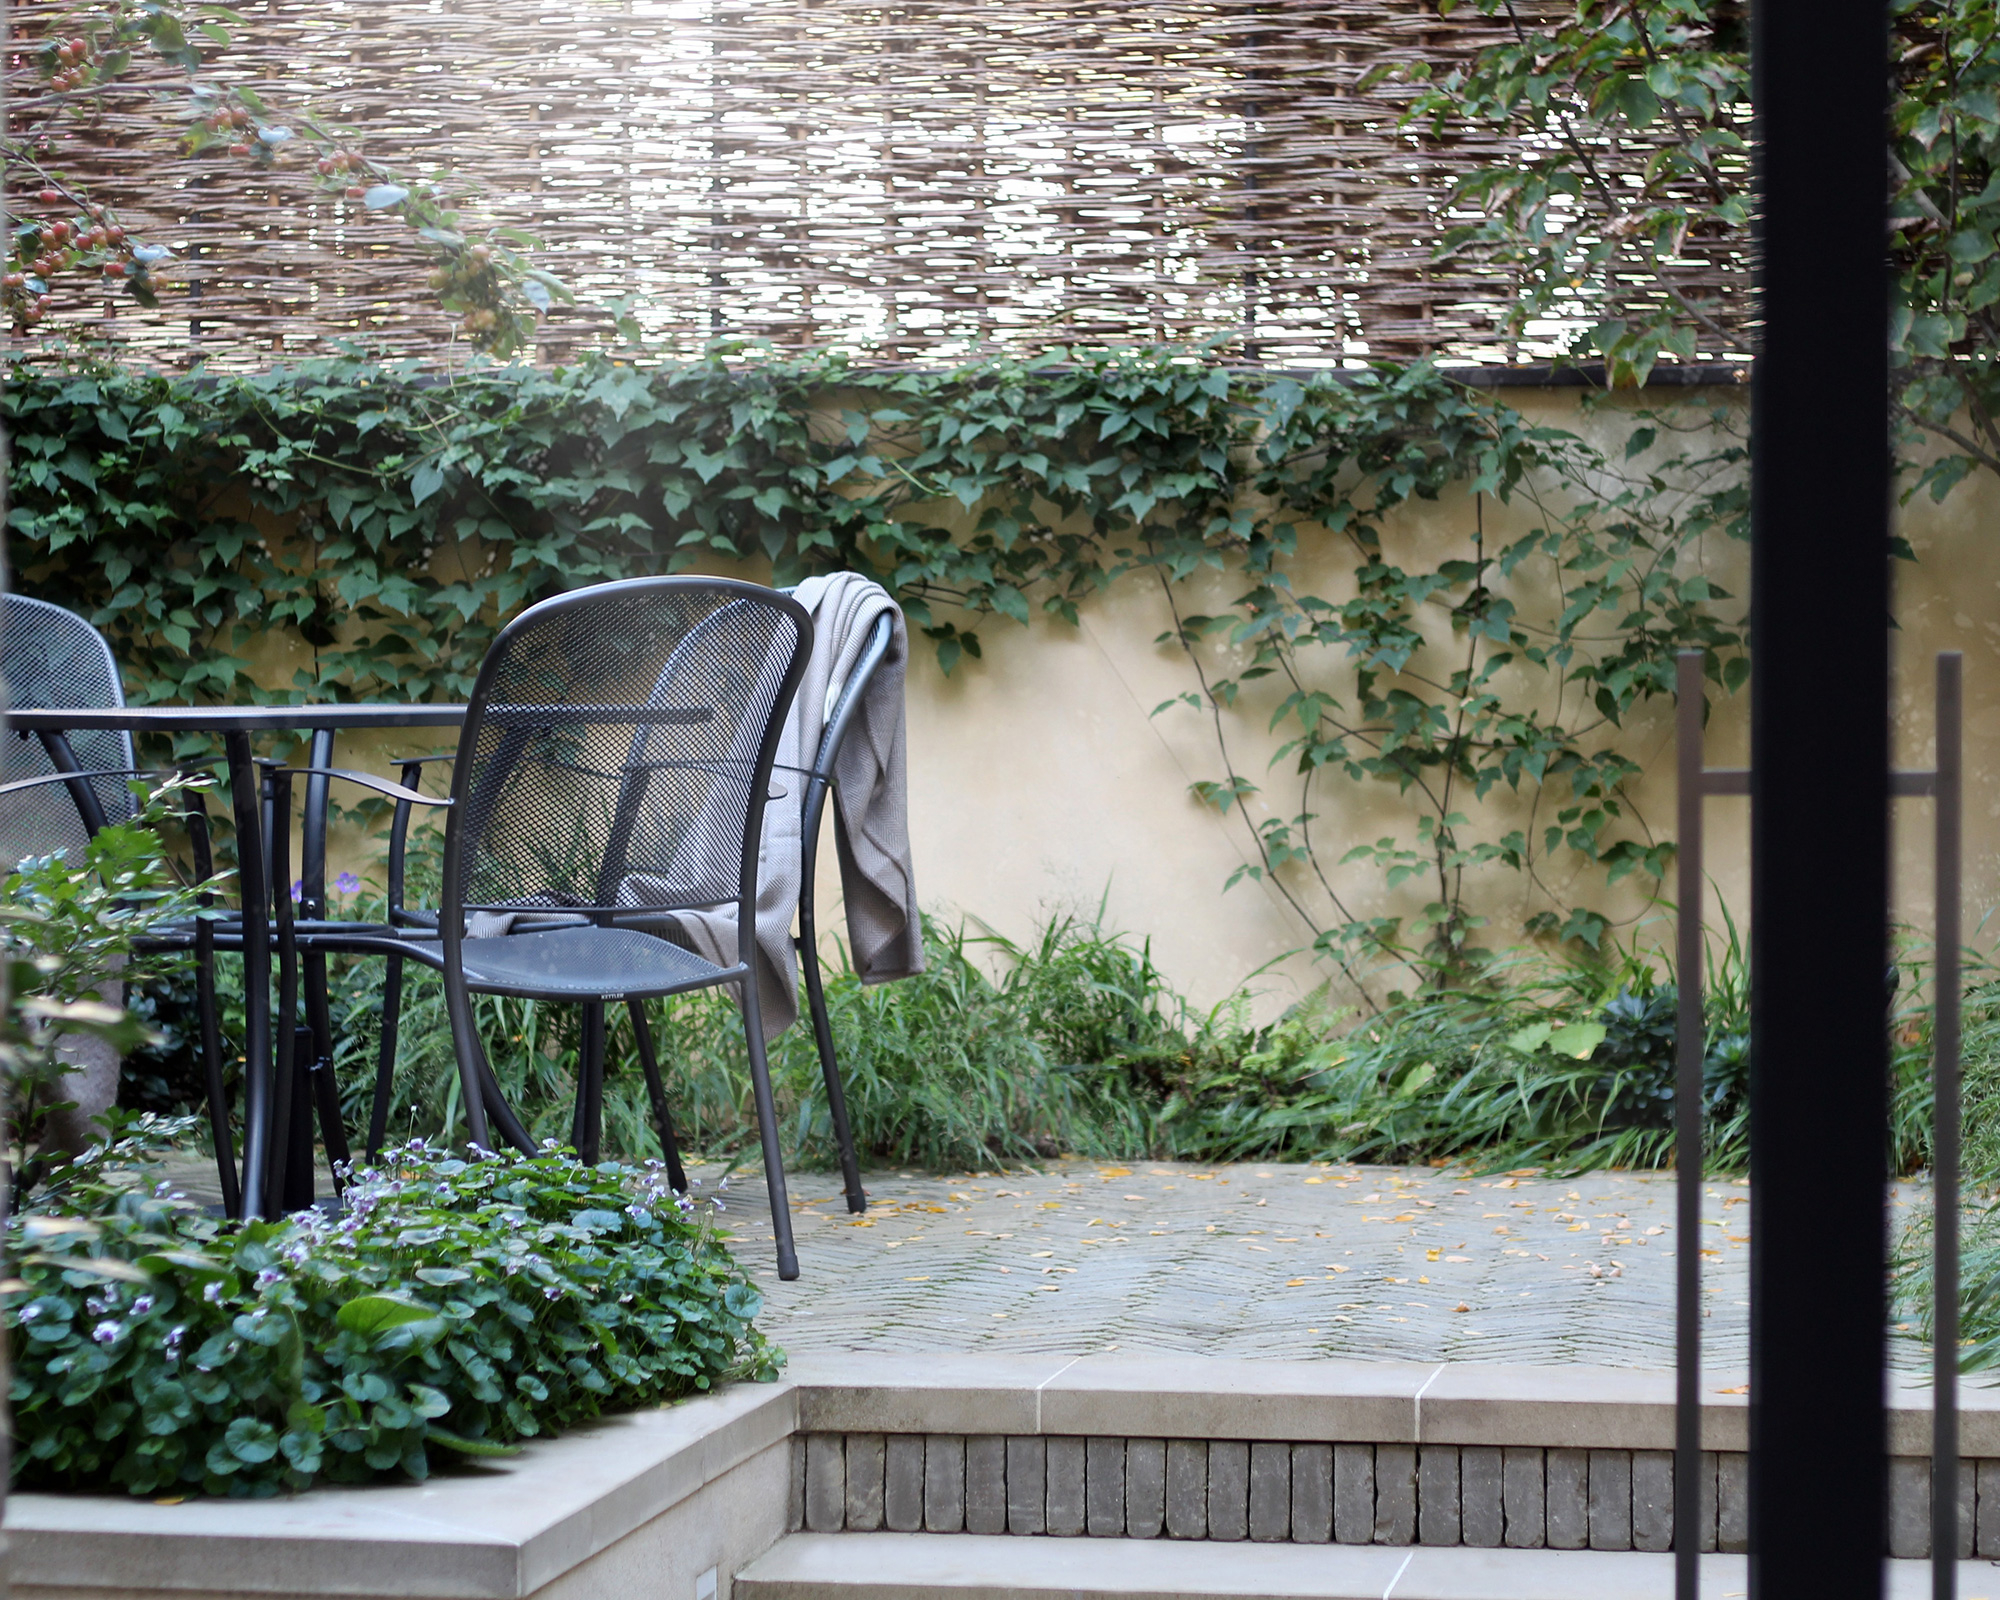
[3,0,1749,369]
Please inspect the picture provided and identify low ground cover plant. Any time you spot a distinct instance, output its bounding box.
[6,1119,778,1497]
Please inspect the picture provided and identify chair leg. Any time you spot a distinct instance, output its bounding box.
[282,1025,317,1213]
[303,951,351,1191]
[627,999,688,1192]
[443,965,494,1153]
[738,977,799,1280]
[798,920,866,1215]
[574,1002,606,1165]
[267,951,301,1209]
[193,919,241,1218]
[474,1048,540,1155]
[365,953,404,1162]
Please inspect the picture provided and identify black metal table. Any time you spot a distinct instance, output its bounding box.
[6,703,467,1219]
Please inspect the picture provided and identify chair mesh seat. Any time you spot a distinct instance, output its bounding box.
[415,925,733,999]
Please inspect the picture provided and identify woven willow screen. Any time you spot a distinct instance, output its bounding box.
[4,0,1742,368]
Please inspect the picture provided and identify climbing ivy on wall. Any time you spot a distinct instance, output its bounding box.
[2,347,1747,991]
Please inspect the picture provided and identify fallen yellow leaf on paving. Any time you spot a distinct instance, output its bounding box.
[1032,1250,1054,1258]
[1716,1384,1749,1395]
[1305,1177,1324,1184]
[1098,1167,1133,1178]
[1446,1255,1472,1263]
[1426,1249,1441,1261]
[1246,1244,1270,1252]
[903,1276,930,1282]
[1454,1303,1470,1313]
[1287,1278,1308,1286]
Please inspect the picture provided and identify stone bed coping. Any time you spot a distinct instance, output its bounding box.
[785,1354,1991,1456]
[8,1357,1992,1598]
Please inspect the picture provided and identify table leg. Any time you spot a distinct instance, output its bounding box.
[227,730,274,1220]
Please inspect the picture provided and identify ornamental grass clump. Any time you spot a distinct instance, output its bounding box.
[6,1118,780,1497]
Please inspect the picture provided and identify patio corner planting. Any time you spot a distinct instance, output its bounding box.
[5,1122,782,1497]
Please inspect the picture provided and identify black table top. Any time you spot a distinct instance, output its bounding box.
[6,704,470,733]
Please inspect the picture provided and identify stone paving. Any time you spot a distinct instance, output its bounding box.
[163,1150,1937,1370]
[703,1158,1787,1369]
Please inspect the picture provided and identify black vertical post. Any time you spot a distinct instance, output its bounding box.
[1749,0,1892,1594]
[1675,652,1707,1600]
[1933,652,1963,1595]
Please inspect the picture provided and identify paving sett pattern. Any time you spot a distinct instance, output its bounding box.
[699,1158,1791,1368]
[162,1152,1935,1369]
[712,1160,1936,1369]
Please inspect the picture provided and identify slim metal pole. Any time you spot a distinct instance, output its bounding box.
[1675,650,1706,1600]
[1933,651,1964,1594]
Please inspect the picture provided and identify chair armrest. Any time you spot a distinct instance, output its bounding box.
[274,767,453,808]
[0,766,179,800]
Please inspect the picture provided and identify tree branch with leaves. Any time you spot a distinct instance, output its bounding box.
[5,1,571,352]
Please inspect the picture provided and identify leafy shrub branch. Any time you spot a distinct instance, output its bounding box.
[6,347,1744,988]
[6,1,566,349]
[1399,0,2000,502]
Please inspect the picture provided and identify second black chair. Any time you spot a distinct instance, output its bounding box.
[310,576,814,1277]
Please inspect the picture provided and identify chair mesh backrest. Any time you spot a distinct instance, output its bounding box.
[454,581,807,915]
[0,595,135,867]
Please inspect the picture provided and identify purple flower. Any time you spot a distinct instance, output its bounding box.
[91,1320,123,1345]
[334,871,361,896]
[289,880,303,903]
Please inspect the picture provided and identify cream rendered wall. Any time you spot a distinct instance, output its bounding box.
[881,387,1757,1020]
[303,385,2000,1022]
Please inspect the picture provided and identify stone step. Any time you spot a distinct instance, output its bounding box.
[734,1531,1989,1600]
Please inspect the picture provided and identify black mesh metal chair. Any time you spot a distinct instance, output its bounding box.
[317,576,815,1277]
[0,595,240,1209]
[0,595,139,862]
[356,602,894,1222]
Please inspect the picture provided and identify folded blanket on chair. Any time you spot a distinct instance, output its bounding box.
[617,572,924,1039]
